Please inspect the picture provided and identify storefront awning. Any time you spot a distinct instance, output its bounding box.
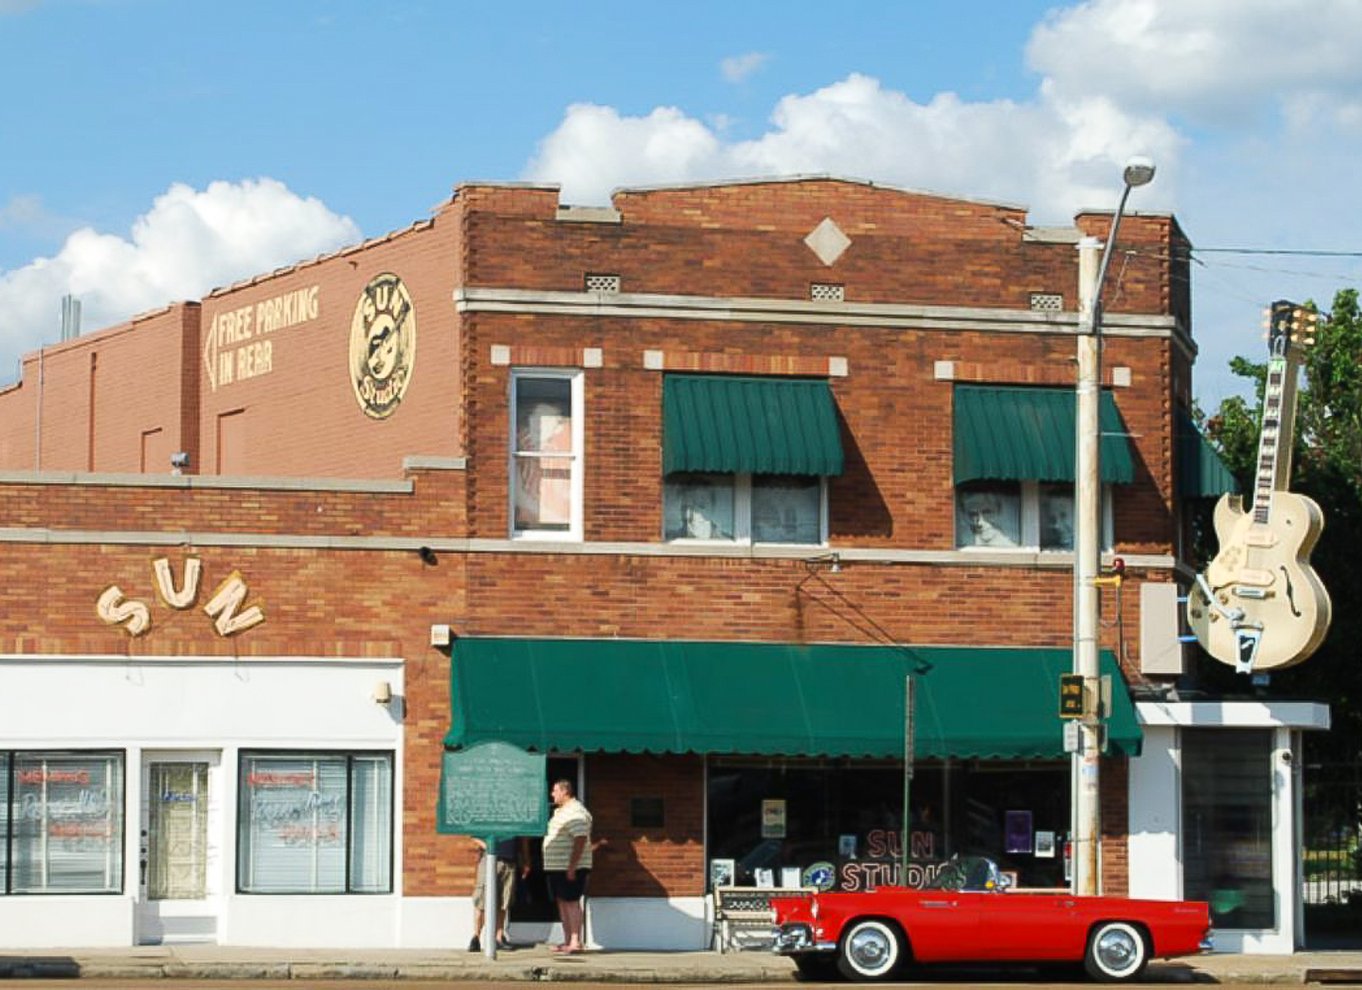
[662,375,844,476]
[444,638,1141,760]
[1176,409,1239,498]
[954,385,1136,485]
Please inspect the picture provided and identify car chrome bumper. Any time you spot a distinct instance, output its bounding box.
[772,924,836,954]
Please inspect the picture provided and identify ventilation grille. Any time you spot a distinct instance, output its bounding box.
[1030,292,1063,312]
[585,273,621,294]
[811,283,845,302]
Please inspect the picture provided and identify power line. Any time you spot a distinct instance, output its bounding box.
[1190,247,1362,258]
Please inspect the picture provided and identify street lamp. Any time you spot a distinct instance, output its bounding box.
[1072,156,1155,897]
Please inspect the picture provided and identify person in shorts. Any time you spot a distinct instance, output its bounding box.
[470,835,524,951]
[542,779,592,953]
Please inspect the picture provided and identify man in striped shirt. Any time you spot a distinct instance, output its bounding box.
[543,779,592,953]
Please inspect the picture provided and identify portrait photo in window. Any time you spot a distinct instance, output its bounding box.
[663,473,736,540]
[1040,484,1076,550]
[955,483,1021,547]
[751,476,820,544]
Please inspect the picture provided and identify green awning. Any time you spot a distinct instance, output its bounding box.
[445,638,1141,760]
[1177,410,1239,498]
[663,375,844,476]
[954,385,1136,485]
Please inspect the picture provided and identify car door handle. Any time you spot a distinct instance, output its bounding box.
[921,900,956,909]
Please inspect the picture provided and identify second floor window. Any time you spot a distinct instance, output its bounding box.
[511,370,583,540]
[955,480,1111,551]
[664,473,825,545]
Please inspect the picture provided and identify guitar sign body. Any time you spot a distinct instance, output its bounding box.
[1186,301,1332,673]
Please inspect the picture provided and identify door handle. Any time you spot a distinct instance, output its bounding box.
[921,900,956,909]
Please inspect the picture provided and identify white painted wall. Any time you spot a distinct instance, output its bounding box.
[1127,722,1182,901]
[0,655,404,949]
[1130,701,1329,955]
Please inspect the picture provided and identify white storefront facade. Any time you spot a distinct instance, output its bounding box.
[1129,700,1331,954]
[0,654,408,948]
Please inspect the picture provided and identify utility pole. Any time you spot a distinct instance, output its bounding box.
[1072,158,1154,897]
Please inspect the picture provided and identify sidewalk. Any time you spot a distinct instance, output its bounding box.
[0,945,1360,983]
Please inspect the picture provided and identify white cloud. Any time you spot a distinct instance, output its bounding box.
[0,178,359,378]
[720,52,769,84]
[1027,0,1362,129]
[524,73,1181,220]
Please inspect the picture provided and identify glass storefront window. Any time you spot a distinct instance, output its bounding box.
[705,759,1068,892]
[1182,728,1275,929]
[5,751,124,894]
[237,752,392,894]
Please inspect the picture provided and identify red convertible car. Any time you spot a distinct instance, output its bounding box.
[771,856,1211,982]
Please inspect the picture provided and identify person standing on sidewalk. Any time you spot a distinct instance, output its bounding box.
[542,779,592,954]
[469,835,526,952]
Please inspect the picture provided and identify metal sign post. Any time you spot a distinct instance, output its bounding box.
[900,676,915,885]
[437,742,547,959]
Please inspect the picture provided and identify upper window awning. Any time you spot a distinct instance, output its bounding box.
[663,375,844,476]
[1176,409,1239,498]
[444,638,1140,760]
[954,385,1136,485]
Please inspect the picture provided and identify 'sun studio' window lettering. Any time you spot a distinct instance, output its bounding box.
[0,751,125,894]
[238,753,393,894]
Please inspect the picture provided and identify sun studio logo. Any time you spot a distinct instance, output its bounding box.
[349,273,416,419]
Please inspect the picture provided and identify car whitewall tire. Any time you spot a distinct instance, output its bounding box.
[837,919,904,981]
[1084,921,1149,982]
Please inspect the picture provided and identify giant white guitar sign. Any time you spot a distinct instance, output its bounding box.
[1186,301,1331,673]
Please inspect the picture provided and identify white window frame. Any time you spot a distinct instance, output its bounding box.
[955,481,1113,552]
[663,473,829,547]
[509,368,585,542]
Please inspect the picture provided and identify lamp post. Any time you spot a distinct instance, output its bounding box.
[1072,156,1155,897]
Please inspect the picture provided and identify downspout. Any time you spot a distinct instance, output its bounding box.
[34,345,44,471]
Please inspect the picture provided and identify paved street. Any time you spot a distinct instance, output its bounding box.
[0,945,1359,985]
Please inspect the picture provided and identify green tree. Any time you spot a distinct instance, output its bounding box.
[1202,289,1362,766]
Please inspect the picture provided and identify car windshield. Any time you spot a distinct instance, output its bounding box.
[925,856,998,892]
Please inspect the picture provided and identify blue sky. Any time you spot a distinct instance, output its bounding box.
[3,0,1361,408]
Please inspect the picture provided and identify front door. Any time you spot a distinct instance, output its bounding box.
[137,751,221,944]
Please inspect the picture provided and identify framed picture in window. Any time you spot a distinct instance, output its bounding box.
[1004,809,1034,854]
[1034,830,1056,858]
[956,484,1021,547]
[709,858,735,889]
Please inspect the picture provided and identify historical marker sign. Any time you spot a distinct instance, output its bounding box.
[437,741,546,838]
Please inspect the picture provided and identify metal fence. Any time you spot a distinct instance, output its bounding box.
[1302,760,1362,907]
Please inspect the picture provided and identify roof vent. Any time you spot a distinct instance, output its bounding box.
[60,294,82,340]
[585,273,621,294]
[1030,292,1064,312]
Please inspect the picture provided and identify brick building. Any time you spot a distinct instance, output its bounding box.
[0,176,1326,951]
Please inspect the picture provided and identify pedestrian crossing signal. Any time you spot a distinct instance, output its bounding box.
[1059,674,1085,718]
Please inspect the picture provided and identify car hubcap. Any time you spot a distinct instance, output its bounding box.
[849,927,891,971]
[1097,929,1136,971]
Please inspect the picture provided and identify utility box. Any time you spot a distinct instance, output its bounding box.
[1140,582,1186,675]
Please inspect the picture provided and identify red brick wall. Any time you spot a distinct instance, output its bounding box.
[0,304,198,473]
[196,216,464,479]
[0,180,1199,902]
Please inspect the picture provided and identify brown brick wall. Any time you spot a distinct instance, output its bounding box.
[0,303,198,473]
[197,217,464,479]
[0,179,1193,902]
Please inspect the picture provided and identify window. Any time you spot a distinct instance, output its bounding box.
[1182,729,1275,929]
[955,481,1111,550]
[510,371,583,539]
[0,751,125,894]
[664,473,825,545]
[237,752,393,894]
